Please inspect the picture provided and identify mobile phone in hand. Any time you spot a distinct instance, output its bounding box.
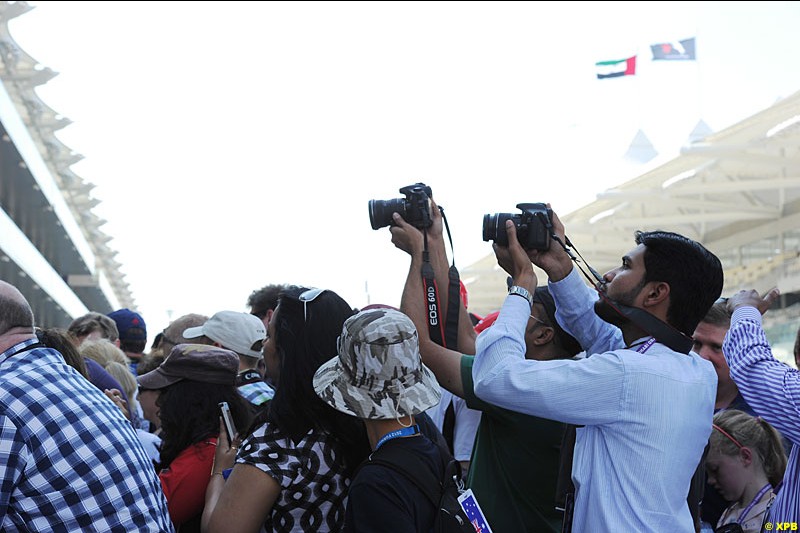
[218,401,237,446]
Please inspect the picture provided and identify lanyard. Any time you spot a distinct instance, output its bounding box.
[628,337,656,354]
[738,483,772,525]
[375,424,420,450]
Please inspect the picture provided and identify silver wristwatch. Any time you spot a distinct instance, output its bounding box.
[508,285,534,309]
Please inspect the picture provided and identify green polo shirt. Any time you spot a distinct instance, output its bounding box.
[461,355,566,533]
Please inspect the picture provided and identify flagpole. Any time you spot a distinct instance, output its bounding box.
[636,54,643,132]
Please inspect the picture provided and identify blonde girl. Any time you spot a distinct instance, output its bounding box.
[706,409,787,533]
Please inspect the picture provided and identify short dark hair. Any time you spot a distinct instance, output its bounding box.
[119,329,146,354]
[247,284,289,319]
[635,230,723,336]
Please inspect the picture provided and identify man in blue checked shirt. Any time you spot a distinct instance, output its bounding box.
[723,288,799,525]
[0,281,174,532]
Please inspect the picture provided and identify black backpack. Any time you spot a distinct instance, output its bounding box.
[366,443,476,533]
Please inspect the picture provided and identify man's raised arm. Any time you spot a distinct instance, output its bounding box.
[390,201,472,397]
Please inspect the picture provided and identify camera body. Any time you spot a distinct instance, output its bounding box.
[368,183,433,230]
[482,202,553,251]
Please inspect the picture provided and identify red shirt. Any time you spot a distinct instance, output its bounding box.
[159,437,217,528]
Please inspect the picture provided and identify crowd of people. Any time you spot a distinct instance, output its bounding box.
[0,201,798,532]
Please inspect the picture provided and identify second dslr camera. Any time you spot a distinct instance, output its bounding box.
[483,203,553,251]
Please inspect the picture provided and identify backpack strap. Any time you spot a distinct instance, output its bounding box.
[442,399,456,455]
[362,442,444,508]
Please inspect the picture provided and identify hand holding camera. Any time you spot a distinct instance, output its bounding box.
[492,219,538,292]
[389,198,445,256]
[484,203,573,283]
[483,203,554,251]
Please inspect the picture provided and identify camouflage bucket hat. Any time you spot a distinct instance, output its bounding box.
[313,308,441,420]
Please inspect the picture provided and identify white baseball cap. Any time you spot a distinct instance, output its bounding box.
[183,311,266,358]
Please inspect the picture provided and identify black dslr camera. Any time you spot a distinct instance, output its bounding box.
[482,202,553,251]
[368,183,433,230]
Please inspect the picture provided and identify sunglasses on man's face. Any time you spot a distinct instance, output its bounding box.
[299,288,327,322]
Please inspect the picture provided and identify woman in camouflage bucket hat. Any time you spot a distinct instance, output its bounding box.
[313,307,442,419]
[312,307,447,532]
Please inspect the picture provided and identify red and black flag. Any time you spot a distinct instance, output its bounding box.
[651,37,696,60]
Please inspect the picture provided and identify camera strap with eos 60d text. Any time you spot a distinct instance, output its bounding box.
[421,205,460,350]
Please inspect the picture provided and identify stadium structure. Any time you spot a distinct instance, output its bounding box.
[0,2,134,327]
[462,90,800,360]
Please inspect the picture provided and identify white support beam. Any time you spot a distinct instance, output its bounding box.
[0,207,88,317]
[0,68,97,275]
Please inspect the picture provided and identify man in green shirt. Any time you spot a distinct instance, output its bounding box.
[387,201,582,532]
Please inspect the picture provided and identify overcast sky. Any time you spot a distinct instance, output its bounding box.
[8,1,800,340]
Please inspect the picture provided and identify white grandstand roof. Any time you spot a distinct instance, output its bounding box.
[463,88,800,319]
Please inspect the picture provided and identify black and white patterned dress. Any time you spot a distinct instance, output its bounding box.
[239,422,350,532]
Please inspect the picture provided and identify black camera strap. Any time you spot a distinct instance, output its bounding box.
[442,210,460,350]
[421,206,460,349]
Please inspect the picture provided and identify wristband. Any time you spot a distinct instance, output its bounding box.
[508,285,534,310]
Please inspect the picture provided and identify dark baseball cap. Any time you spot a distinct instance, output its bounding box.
[137,343,238,390]
[107,308,147,342]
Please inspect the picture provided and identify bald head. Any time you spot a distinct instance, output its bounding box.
[0,281,35,350]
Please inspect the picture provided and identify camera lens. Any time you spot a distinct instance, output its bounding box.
[482,213,513,245]
[482,214,496,242]
[368,198,407,230]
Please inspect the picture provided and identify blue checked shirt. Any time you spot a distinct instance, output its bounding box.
[724,307,800,523]
[238,381,275,406]
[0,338,175,532]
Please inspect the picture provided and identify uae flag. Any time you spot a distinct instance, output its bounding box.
[651,37,696,60]
[596,56,636,79]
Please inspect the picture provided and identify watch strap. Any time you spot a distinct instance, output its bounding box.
[508,285,534,309]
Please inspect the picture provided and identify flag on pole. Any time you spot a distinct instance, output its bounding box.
[651,37,696,60]
[596,56,636,79]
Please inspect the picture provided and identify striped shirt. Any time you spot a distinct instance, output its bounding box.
[724,306,800,523]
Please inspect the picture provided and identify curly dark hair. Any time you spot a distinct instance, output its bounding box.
[247,284,289,320]
[156,381,253,470]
